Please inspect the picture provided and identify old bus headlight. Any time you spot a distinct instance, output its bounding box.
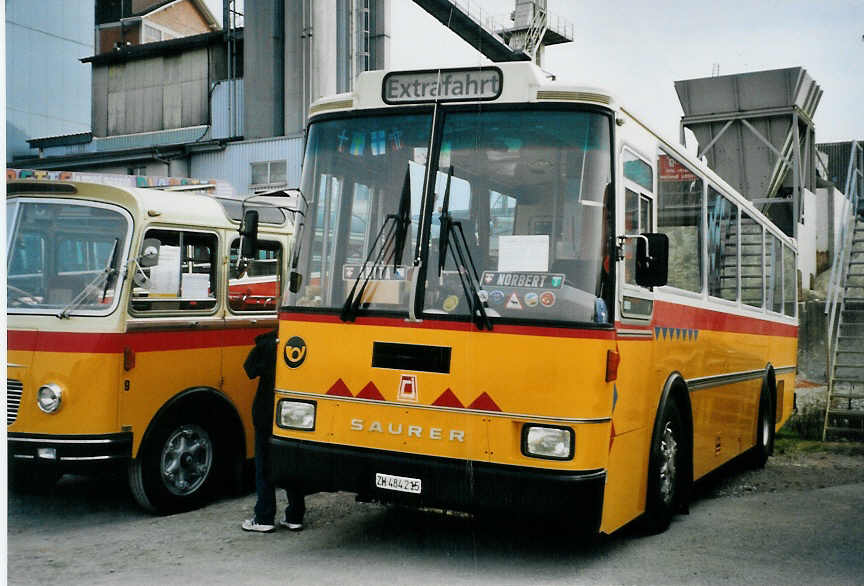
[522,425,573,460]
[277,400,315,430]
[37,383,64,414]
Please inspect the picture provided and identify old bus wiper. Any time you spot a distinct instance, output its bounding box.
[58,238,120,319]
[340,167,412,322]
[437,166,492,331]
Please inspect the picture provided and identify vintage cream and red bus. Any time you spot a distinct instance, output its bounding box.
[268,63,797,535]
[7,179,290,512]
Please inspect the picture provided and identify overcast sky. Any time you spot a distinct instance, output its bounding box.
[388,0,863,144]
[207,0,862,143]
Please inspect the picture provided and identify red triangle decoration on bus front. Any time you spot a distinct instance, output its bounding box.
[326,378,353,397]
[356,381,385,401]
[468,392,501,411]
[432,388,464,408]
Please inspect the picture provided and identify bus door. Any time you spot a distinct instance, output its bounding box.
[124,227,223,449]
[619,148,656,327]
[614,149,657,434]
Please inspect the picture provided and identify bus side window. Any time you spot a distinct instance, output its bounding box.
[624,188,653,286]
[228,239,282,312]
[657,153,703,293]
[130,229,218,313]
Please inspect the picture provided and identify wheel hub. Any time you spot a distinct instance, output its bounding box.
[658,421,678,506]
[161,424,213,496]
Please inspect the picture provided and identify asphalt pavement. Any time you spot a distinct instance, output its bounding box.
[7,470,864,585]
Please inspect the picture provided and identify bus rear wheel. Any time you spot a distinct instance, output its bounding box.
[129,416,217,513]
[749,387,774,469]
[641,400,684,534]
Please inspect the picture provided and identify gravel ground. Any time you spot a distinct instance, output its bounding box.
[8,381,864,585]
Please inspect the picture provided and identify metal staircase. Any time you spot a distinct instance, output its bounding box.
[824,141,864,440]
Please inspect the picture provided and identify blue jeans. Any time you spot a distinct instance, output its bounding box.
[253,427,305,525]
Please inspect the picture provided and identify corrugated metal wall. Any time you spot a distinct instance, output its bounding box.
[210,79,245,139]
[819,142,854,193]
[190,135,304,194]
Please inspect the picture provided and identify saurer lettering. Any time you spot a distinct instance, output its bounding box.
[350,418,465,442]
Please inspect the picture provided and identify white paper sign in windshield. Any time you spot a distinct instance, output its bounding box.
[383,68,503,104]
[498,235,550,272]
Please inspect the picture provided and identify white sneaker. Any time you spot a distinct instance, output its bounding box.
[241,518,275,533]
[279,519,303,531]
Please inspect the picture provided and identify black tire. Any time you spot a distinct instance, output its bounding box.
[9,464,60,494]
[128,414,218,513]
[749,387,774,469]
[641,399,685,534]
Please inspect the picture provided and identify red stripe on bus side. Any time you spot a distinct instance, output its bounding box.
[7,327,266,353]
[653,301,798,337]
[278,311,616,340]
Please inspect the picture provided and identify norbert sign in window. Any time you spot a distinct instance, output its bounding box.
[383,68,503,103]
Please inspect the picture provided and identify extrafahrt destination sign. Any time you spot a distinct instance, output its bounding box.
[383,68,503,104]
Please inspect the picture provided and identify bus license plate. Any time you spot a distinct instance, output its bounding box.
[375,473,422,494]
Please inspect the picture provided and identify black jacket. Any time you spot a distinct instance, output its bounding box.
[244,330,278,431]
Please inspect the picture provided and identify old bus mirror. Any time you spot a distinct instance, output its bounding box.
[139,238,161,268]
[635,233,669,288]
[239,210,259,259]
[289,271,303,293]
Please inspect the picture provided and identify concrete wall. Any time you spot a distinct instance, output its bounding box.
[798,188,817,291]
[253,0,390,138]
[6,0,94,162]
[798,300,828,382]
[813,186,851,274]
[244,0,285,138]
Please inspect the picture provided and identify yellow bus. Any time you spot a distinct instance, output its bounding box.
[268,63,797,535]
[7,179,291,513]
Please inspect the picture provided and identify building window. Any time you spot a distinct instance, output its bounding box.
[142,23,163,44]
[251,160,288,191]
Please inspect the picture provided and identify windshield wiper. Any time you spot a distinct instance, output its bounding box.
[340,166,412,322]
[437,166,492,331]
[58,238,119,319]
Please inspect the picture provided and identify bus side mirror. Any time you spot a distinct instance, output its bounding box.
[239,210,259,259]
[289,271,302,293]
[635,233,668,288]
[139,238,161,268]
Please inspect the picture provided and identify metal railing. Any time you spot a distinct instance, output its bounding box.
[450,1,576,43]
[826,140,863,330]
[449,0,507,39]
[824,140,863,440]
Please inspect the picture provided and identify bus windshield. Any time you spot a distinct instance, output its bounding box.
[285,107,613,325]
[7,200,131,315]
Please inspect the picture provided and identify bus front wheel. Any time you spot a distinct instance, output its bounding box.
[129,415,217,513]
[641,399,685,534]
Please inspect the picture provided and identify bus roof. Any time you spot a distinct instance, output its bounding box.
[7,180,292,231]
[309,62,617,118]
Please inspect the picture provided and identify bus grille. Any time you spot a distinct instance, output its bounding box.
[8,379,23,425]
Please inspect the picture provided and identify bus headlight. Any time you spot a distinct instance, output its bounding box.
[277,400,316,431]
[522,425,573,460]
[37,383,64,414]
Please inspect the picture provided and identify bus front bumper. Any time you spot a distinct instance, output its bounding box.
[271,437,605,531]
[8,432,133,472]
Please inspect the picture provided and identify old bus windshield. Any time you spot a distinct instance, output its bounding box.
[284,108,613,326]
[7,200,131,315]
